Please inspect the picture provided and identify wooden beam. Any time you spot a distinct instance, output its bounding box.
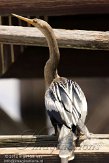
[0,135,58,147]
[0,26,109,50]
[0,0,109,16]
[0,135,109,163]
[0,134,109,147]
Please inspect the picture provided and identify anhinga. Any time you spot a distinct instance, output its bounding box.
[12,14,90,162]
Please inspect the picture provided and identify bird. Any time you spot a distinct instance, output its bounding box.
[12,14,90,162]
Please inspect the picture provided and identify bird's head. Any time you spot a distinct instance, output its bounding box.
[12,14,48,31]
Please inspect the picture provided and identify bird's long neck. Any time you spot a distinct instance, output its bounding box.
[41,23,60,89]
[11,14,60,89]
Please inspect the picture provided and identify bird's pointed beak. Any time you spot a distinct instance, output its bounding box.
[12,13,33,25]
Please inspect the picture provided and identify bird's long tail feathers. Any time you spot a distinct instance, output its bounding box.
[58,125,77,162]
[61,158,69,163]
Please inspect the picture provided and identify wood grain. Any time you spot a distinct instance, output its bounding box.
[0,25,109,50]
[0,0,109,16]
[0,134,109,147]
[0,134,109,163]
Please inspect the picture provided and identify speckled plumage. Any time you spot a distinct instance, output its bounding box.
[45,77,90,161]
[45,77,87,132]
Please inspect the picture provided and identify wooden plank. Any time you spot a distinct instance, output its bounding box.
[0,134,109,147]
[0,135,58,147]
[0,135,109,163]
[0,26,109,50]
[0,0,109,16]
[0,133,109,148]
[0,134,109,141]
[1,146,109,154]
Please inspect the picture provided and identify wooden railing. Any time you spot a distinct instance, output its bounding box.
[0,26,109,50]
[0,0,109,16]
[0,134,109,163]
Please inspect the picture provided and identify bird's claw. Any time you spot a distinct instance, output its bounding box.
[86,132,94,139]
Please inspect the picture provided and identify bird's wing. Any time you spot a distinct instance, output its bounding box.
[72,82,90,136]
[45,87,75,128]
[53,81,82,126]
[73,82,87,123]
[58,84,80,126]
[73,82,87,112]
[45,89,64,126]
[45,80,87,128]
[45,89,58,112]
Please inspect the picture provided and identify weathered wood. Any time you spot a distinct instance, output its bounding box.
[0,134,109,145]
[0,135,58,147]
[0,26,109,50]
[0,0,109,16]
[0,135,109,163]
[0,134,109,147]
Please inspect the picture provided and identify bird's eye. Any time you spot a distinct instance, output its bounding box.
[33,19,37,23]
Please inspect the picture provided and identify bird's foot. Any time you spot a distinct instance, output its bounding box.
[86,132,94,139]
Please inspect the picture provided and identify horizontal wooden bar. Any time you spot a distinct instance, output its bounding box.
[0,134,109,143]
[0,26,109,50]
[0,0,109,16]
[0,135,58,147]
[0,146,109,155]
[0,134,109,147]
[0,134,109,163]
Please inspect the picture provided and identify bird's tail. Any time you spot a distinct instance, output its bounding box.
[58,125,76,162]
[61,158,69,163]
